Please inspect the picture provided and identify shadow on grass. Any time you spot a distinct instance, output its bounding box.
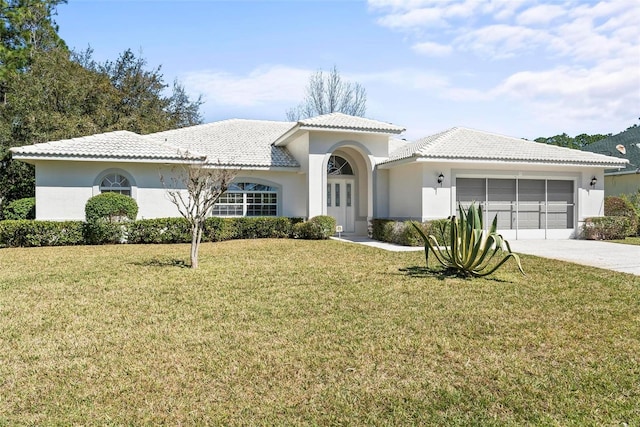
[399,266,512,283]
[133,257,190,268]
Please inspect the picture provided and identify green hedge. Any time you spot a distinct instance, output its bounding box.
[371,218,450,247]
[0,220,85,248]
[604,196,638,237]
[0,217,306,248]
[582,216,632,240]
[2,197,36,220]
[293,215,337,240]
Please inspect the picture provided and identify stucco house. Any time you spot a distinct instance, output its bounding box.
[581,126,640,197]
[10,112,627,239]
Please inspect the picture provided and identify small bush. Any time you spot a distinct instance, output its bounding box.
[371,218,449,247]
[370,219,396,243]
[85,192,138,223]
[294,215,337,240]
[604,196,638,237]
[582,216,632,240]
[3,197,36,220]
[0,220,84,248]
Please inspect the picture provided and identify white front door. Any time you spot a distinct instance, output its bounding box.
[327,178,355,233]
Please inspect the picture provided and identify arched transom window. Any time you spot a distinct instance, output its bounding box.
[327,155,354,176]
[100,173,131,196]
[212,182,278,217]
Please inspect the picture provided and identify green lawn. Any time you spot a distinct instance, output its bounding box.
[1,239,639,425]
[612,236,640,246]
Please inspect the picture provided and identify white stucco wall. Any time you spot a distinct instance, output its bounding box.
[387,162,423,219]
[33,160,305,221]
[383,159,608,239]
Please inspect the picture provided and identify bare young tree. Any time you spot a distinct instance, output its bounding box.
[161,162,237,269]
[286,65,367,121]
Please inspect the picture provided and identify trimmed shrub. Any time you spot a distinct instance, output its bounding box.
[2,197,36,220]
[582,216,632,240]
[371,219,396,243]
[604,196,638,237]
[294,215,337,240]
[84,221,130,245]
[232,217,297,239]
[128,218,192,244]
[371,218,450,247]
[84,193,138,245]
[85,192,138,223]
[204,217,238,242]
[0,220,84,248]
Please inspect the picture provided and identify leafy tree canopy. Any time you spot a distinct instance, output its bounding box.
[0,0,66,99]
[534,132,611,149]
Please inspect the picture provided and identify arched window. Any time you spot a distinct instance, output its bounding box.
[212,182,278,217]
[99,173,131,196]
[327,155,354,175]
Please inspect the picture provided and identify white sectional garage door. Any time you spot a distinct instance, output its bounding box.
[456,178,575,238]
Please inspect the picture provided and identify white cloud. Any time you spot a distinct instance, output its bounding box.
[367,0,640,135]
[180,65,310,108]
[412,41,452,56]
[516,4,567,26]
[376,7,445,29]
[455,24,552,58]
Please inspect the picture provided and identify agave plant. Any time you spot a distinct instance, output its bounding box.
[411,203,525,277]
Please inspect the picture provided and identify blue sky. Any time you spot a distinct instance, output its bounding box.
[56,0,639,140]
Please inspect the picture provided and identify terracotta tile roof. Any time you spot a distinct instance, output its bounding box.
[10,131,194,161]
[298,112,405,134]
[384,127,628,167]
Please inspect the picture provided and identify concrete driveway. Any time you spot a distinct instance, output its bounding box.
[508,239,640,276]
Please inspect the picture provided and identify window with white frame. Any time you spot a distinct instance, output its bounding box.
[212,182,278,217]
[99,173,131,196]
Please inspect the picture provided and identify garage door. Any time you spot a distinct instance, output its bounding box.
[456,178,574,238]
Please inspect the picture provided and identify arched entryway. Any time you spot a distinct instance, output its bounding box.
[327,154,356,232]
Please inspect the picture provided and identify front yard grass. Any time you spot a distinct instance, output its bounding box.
[611,236,640,245]
[1,239,639,425]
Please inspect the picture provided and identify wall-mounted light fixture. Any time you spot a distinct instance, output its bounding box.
[437,173,445,186]
[590,176,597,187]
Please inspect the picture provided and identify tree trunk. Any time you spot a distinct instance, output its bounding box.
[190,223,203,269]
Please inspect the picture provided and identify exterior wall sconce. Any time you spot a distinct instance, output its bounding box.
[437,173,445,186]
[590,176,597,187]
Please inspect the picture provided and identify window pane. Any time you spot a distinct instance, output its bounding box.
[327,156,354,175]
[327,184,331,207]
[335,183,340,207]
[346,183,352,207]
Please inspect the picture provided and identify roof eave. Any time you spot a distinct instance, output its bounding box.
[300,125,405,135]
[377,155,628,169]
[10,154,205,164]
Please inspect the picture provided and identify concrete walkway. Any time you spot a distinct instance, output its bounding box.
[332,236,640,276]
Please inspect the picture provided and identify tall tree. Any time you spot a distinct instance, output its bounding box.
[161,162,237,269]
[0,47,203,206]
[286,65,366,121]
[0,0,66,100]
